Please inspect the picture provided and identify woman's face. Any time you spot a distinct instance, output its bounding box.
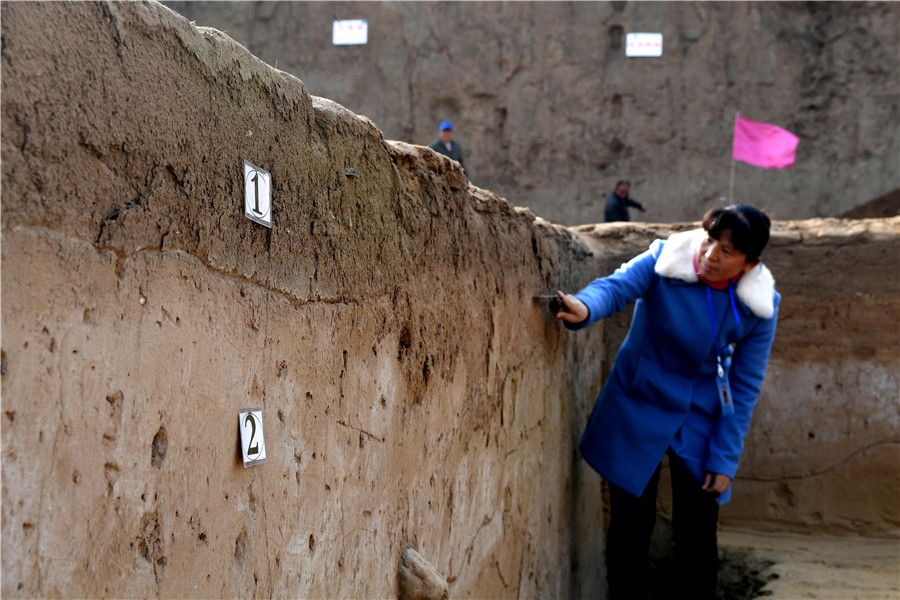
[696,229,758,282]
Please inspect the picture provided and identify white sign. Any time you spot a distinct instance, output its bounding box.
[244,160,272,228]
[239,408,267,467]
[333,20,368,45]
[626,33,663,57]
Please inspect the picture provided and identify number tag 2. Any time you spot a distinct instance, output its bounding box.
[239,408,268,467]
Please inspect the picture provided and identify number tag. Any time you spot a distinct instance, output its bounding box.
[239,408,267,467]
[243,160,272,228]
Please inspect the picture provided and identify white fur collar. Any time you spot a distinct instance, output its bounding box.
[654,228,776,319]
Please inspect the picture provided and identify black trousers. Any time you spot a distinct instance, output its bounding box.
[605,452,720,600]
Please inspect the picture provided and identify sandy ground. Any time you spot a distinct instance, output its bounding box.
[719,528,900,599]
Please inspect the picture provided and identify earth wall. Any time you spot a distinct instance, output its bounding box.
[164,1,900,225]
[1,2,606,597]
[2,2,897,599]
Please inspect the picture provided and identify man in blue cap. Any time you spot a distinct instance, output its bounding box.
[429,120,469,180]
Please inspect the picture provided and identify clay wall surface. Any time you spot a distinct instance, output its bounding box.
[2,2,898,599]
[164,1,900,225]
[1,3,606,597]
[722,219,899,537]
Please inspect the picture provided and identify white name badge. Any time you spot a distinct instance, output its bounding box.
[239,408,267,467]
[716,371,735,415]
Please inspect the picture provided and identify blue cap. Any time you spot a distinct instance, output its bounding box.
[439,120,453,131]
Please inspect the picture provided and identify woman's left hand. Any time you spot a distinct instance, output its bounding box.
[702,472,732,494]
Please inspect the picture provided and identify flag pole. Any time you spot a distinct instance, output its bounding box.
[729,154,736,203]
[729,112,739,203]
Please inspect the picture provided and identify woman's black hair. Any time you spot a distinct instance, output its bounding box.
[615,179,631,189]
[701,204,771,262]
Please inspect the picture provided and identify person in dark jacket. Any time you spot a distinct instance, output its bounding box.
[604,179,647,222]
[428,120,469,180]
[554,205,778,600]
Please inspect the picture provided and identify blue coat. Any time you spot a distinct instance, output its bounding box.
[570,228,779,504]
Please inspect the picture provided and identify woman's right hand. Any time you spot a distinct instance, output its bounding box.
[554,290,589,324]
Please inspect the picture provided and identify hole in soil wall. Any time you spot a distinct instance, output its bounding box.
[151,426,168,470]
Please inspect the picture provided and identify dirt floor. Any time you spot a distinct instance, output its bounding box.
[718,529,900,599]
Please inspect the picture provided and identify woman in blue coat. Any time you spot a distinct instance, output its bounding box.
[555,205,779,599]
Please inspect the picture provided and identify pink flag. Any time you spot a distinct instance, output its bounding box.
[732,116,799,169]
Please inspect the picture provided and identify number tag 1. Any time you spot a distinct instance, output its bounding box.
[239,408,267,467]
[243,160,272,228]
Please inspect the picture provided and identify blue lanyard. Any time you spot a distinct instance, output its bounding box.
[706,284,741,374]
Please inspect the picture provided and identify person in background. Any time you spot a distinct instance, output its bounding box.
[429,120,469,180]
[604,179,647,222]
[554,204,779,600]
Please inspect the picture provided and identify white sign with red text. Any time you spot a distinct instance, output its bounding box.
[626,33,663,57]
[333,20,368,45]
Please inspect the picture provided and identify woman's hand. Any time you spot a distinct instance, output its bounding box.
[554,291,589,324]
[702,472,732,495]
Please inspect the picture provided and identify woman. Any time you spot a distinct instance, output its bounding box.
[555,204,779,599]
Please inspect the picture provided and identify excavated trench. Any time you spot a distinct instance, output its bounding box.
[2,3,897,599]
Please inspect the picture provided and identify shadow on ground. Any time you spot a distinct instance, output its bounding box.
[648,549,778,600]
